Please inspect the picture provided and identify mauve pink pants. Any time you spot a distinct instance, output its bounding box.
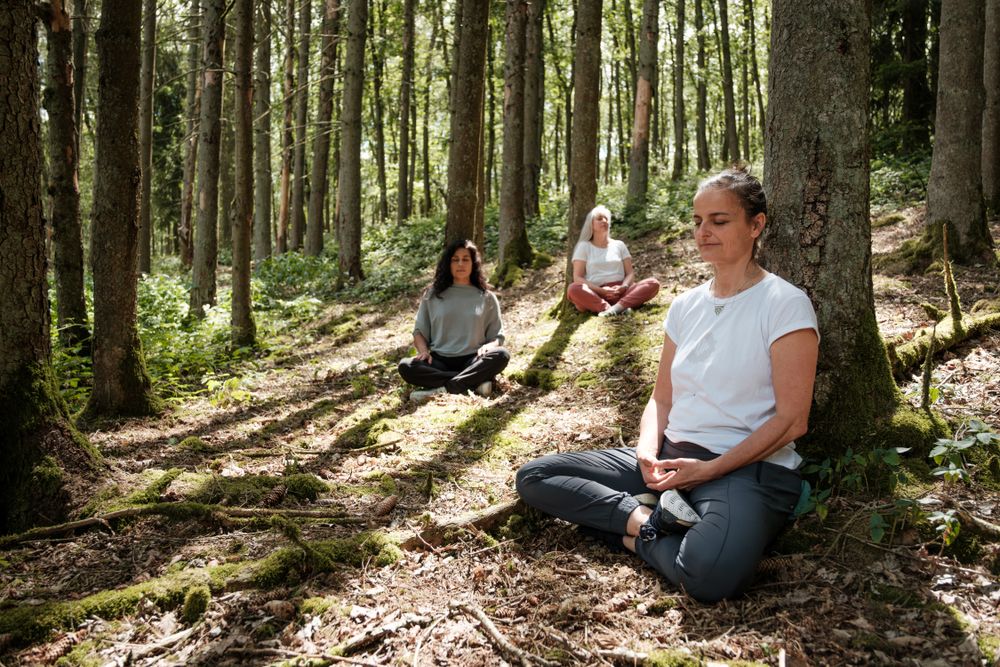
[567,278,660,313]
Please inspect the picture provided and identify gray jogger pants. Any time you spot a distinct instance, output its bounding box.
[515,440,801,603]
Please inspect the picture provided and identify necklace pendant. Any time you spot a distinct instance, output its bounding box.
[714,305,725,316]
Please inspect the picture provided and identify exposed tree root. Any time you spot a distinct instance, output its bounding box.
[396,499,525,550]
[887,311,1000,380]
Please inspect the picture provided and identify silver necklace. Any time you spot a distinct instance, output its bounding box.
[710,267,761,315]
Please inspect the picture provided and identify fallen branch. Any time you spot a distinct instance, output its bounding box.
[450,601,557,667]
[597,647,651,665]
[395,499,526,550]
[334,613,430,657]
[944,502,1000,540]
[888,311,1000,380]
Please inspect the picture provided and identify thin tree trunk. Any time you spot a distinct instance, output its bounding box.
[740,0,750,160]
[695,0,710,170]
[336,0,367,282]
[190,0,225,315]
[719,0,739,162]
[306,0,341,256]
[444,0,490,246]
[900,0,932,148]
[984,0,1000,214]
[85,0,160,418]
[422,14,436,215]
[254,0,273,262]
[615,61,628,180]
[231,0,256,346]
[672,0,686,179]
[179,0,202,268]
[627,0,658,208]
[747,0,765,144]
[44,0,90,351]
[397,0,415,223]
[276,0,296,254]
[138,0,156,274]
[486,25,497,203]
[522,0,544,219]
[72,0,89,156]
[369,0,388,223]
[218,33,236,250]
[290,0,311,250]
[622,0,636,104]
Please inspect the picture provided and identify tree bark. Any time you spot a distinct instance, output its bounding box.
[230,0,256,347]
[72,0,89,155]
[190,0,226,315]
[671,0,685,179]
[740,1,750,160]
[762,1,899,456]
[138,0,156,274]
[44,0,90,351]
[254,0,273,262]
[747,0,765,145]
[626,0,658,208]
[444,0,490,246]
[695,0,710,171]
[277,0,296,254]
[900,0,932,148]
[563,0,603,294]
[85,0,160,418]
[486,25,497,201]
[397,0,415,223]
[306,0,341,256]
[179,0,202,268]
[984,0,1000,215]
[421,13,437,215]
[336,0,367,283]
[218,32,236,251]
[496,0,533,284]
[290,0,311,251]
[719,0,740,163]
[369,0,388,223]
[522,0,545,220]
[926,0,993,264]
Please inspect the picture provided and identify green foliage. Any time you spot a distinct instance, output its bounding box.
[869,154,931,214]
[190,473,327,506]
[929,419,1000,483]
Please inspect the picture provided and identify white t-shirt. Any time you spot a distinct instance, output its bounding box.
[663,272,818,469]
[572,240,631,285]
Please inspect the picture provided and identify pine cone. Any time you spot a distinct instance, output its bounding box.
[262,484,288,507]
[373,494,399,517]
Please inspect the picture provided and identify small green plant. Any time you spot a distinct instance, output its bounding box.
[206,376,253,407]
[930,419,1000,483]
[926,509,961,551]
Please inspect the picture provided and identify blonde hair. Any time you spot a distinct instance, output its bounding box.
[577,205,613,245]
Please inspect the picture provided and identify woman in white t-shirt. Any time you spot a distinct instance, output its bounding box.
[567,205,660,316]
[517,168,819,602]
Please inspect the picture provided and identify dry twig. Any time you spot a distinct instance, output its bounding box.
[449,600,557,667]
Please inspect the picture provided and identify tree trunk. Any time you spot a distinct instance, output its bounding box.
[72,0,89,155]
[900,0,932,148]
[984,0,1000,215]
[627,0,658,208]
[254,0,273,262]
[138,0,156,274]
[85,0,160,419]
[1,0,99,534]
[719,0,740,163]
[496,0,533,284]
[397,0,415,223]
[231,0,256,346]
[179,0,202,268]
[336,0,367,283]
[422,14,437,215]
[672,0,685,179]
[218,32,236,251]
[277,0,296,254]
[563,0,603,294]
[926,1,993,264]
[747,0,765,145]
[306,0,341,256]
[44,0,90,351]
[444,0,490,246]
[695,0,710,171]
[740,1,750,160]
[290,0,311,251]
[487,26,498,202]
[762,1,901,456]
[369,0,388,223]
[522,0,544,219]
[190,0,226,315]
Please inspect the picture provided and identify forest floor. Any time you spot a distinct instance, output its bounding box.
[3,212,1000,667]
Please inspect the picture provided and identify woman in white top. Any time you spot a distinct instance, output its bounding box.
[567,205,660,316]
[517,168,819,602]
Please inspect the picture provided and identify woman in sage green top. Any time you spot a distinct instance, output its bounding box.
[398,239,510,402]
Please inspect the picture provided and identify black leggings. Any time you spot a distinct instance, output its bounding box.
[515,440,801,602]
[397,348,510,394]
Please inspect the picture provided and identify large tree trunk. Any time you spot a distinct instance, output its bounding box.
[762,2,901,457]
[695,0,711,171]
[336,0,367,283]
[671,0,685,179]
[290,0,311,251]
[397,0,415,223]
[496,0,533,284]
[1,0,99,534]
[85,0,160,419]
[900,0,932,148]
[369,0,389,223]
[719,0,740,163]
[984,0,1000,215]
[563,0,603,294]
[276,0,296,254]
[179,0,202,268]
[626,0,658,209]
[254,0,273,262]
[231,0,256,346]
[138,0,156,274]
[189,0,226,316]
[72,0,89,155]
[926,1,993,264]
[306,0,341,256]
[44,0,90,351]
[444,0,490,246]
[522,0,544,220]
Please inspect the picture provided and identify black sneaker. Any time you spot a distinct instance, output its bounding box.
[639,489,700,542]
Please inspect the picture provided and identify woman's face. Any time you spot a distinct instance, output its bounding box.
[591,211,610,237]
[691,188,763,266]
[450,248,474,282]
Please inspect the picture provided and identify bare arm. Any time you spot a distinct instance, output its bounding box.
[636,336,675,486]
[649,328,819,491]
[621,257,635,289]
[413,332,431,362]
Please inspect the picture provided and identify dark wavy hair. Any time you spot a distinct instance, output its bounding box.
[430,239,488,298]
[697,164,767,257]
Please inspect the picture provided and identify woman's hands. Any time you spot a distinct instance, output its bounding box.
[642,457,720,491]
[477,340,499,357]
